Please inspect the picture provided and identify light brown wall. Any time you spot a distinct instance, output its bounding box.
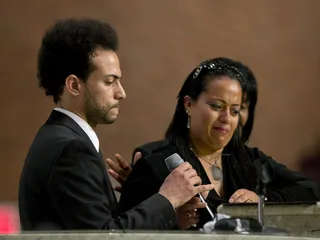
[0,0,320,201]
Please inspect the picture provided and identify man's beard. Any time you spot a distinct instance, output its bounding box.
[84,90,119,126]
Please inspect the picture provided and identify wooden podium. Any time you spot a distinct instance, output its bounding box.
[217,202,320,237]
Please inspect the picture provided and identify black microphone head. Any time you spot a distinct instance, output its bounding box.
[261,162,274,184]
[254,159,274,184]
[165,153,184,172]
[254,160,262,175]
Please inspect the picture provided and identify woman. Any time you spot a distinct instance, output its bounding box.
[107,58,320,229]
[106,57,256,183]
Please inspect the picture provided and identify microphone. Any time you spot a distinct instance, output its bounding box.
[164,153,216,220]
[253,160,274,227]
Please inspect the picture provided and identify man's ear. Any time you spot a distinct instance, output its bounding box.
[65,74,82,96]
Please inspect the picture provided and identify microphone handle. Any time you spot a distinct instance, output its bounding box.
[198,193,215,220]
[258,193,265,227]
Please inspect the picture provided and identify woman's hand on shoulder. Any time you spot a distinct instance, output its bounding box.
[105,152,142,192]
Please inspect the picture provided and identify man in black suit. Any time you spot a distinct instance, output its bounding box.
[18,18,213,231]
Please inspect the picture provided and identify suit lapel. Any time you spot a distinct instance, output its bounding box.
[48,110,121,215]
[98,150,104,159]
[46,110,96,151]
[99,149,121,215]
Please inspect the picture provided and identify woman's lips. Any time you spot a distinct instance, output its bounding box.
[213,126,229,134]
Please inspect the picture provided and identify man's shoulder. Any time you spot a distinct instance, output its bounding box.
[31,123,78,149]
[25,122,92,166]
[58,138,98,159]
[22,128,99,184]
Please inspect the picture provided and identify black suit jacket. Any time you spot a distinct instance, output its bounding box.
[19,111,177,231]
[121,140,320,229]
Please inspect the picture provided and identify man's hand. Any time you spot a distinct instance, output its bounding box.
[159,162,213,209]
[176,194,208,229]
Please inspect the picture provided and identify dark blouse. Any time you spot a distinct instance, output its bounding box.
[119,140,320,229]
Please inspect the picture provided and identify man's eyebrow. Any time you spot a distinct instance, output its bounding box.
[103,74,121,79]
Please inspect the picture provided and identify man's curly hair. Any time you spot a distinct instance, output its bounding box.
[37,18,118,103]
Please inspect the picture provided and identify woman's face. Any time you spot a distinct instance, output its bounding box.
[185,76,242,153]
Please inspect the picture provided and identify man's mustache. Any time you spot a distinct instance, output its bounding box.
[112,103,120,108]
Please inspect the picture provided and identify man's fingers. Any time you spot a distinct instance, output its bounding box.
[175,162,192,172]
[185,197,204,210]
[189,175,202,186]
[201,190,210,199]
[187,197,201,204]
[194,184,214,194]
[185,169,198,179]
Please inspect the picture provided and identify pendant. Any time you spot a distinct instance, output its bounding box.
[211,165,223,181]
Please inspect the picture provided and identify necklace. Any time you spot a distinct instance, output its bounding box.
[190,148,223,181]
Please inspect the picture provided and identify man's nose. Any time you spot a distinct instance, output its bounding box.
[115,81,126,100]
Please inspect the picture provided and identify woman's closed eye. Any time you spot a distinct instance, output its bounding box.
[210,103,240,116]
[210,103,223,110]
[231,108,240,116]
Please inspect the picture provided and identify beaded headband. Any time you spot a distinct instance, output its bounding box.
[192,60,243,81]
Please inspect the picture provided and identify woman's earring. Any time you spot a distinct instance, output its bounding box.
[187,116,190,129]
